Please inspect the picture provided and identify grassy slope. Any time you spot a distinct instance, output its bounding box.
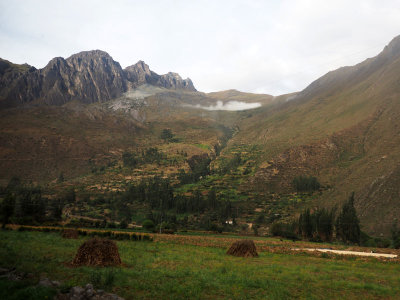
[225,40,400,235]
[1,230,400,299]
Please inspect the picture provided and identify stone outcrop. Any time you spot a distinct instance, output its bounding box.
[0,51,196,108]
[124,60,195,91]
[55,283,124,300]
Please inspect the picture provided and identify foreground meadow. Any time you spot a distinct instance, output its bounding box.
[0,230,400,299]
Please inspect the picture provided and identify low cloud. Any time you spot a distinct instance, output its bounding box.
[188,100,261,111]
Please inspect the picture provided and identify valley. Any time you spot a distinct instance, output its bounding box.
[1,35,400,244]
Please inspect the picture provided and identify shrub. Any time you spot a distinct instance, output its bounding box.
[122,152,138,168]
[393,237,400,249]
[18,226,27,231]
[160,129,174,142]
[119,219,128,229]
[271,222,298,240]
[111,232,130,240]
[142,219,155,231]
[106,222,117,229]
[292,175,320,192]
[142,234,153,242]
[364,239,377,248]
[374,238,391,248]
[78,229,87,236]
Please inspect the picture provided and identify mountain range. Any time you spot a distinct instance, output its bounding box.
[1,35,400,236]
[0,50,195,108]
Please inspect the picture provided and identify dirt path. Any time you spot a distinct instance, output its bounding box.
[292,248,398,258]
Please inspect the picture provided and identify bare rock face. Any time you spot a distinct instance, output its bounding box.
[0,51,196,108]
[39,50,127,105]
[124,60,158,88]
[158,72,196,91]
[0,58,38,107]
[124,61,196,91]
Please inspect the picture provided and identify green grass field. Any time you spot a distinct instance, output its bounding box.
[1,230,400,299]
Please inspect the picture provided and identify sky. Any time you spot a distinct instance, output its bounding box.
[1,0,400,95]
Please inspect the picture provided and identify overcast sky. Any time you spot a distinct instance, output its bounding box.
[1,0,400,95]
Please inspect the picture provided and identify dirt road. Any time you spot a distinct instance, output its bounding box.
[293,248,398,258]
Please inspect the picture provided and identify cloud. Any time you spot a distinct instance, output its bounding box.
[186,101,261,111]
[1,0,400,95]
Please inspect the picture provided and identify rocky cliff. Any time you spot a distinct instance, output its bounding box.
[0,50,196,108]
[124,61,195,91]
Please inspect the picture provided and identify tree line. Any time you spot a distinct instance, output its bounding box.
[0,177,67,227]
[271,192,399,248]
[272,193,361,244]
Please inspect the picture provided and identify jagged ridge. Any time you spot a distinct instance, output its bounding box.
[0,50,196,108]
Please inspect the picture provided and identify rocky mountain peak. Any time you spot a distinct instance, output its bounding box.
[129,60,151,72]
[124,61,196,91]
[124,60,155,88]
[0,50,196,108]
[158,72,195,91]
[67,49,113,61]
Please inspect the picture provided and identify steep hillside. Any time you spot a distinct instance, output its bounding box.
[228,35,400,235]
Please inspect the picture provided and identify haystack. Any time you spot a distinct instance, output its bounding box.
[227,240,258,257]
[61,229,79,239]
[72,238,121,266]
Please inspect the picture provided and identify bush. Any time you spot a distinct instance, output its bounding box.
[122,152,139,168]
[142,234,153,241]
[374,238,391,248]
[142,219,155,231]
[364,239,377,247]
[111,232,130,240]
[160,129,174,142]
[292,175,320,192]
[106,222,117,229]
[119,219,128,229]
[271,222,299,240]
[393,237,400,249]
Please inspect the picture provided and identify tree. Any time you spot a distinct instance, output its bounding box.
[292,175,320,192]
[187,154,211,181]
[142,219,155,231]
[119,219,128,229]
[336,193,360,244]
[57,172,65,183]
[6,176,21,191]
[1,193,15,228]
[63,188,76,204]
[298,209,314,239]
[207,189,217,210]
[315,208,335,242]
[122,152,138,168]
[391,223,400,249]
[50,198,64,221]
[160,129,174,142]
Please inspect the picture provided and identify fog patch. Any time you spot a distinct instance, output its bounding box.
[285,94,298,102]
[188,100,262,111]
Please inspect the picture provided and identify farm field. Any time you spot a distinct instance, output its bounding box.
[1,230,400,299]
